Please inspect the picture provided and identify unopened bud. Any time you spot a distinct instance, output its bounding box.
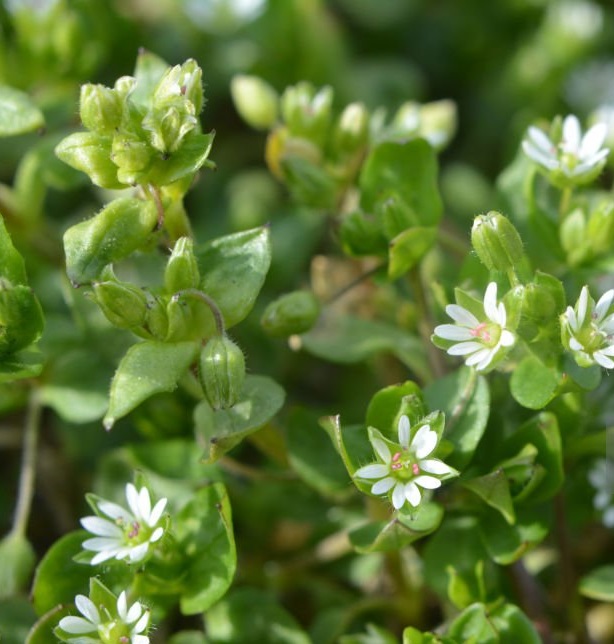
[281,83,333,146]
[93,280,148,329]
[79,84,122,134]
[471,211,525,272]
[231,75,279,130]
[419,99,457,150]
[143,105,198,154]
[164,237,200,294]
[199,335,246,410]
[334,102,369,154]
[261,291,321,337]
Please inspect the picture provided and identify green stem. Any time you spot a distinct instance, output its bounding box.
[324,263,384,305]
[408,266,444,379]
[11,388,42,538]
[559,186,573,220]
[172,288,225,336]
[148,184,165,229]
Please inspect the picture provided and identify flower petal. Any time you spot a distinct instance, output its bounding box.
[116,591,128,620]
[580,122,607,158]
[465,347,492,368]
[137,487,152,521]
[522,141,559,170]
[90,549,120,565]
[125,483,141,518]
[125,600,143,625]
[148,498,167,527]
[445,304,479,327]
[420,458,453,475]
[397,415,410,447]
[128,542,149,562]
[371,437,391,464]
[414,475,442,490]
[372,477,396,495]
[149,527,164,543]
[404,482,421,507]
[527,126,555,154]
[133,609,150,634]
[434,324,475,342]
[475,348,496,371]
[58,616,98,634]
[499,330,515,347]
[80,516,123,537]
[603,506,614,528]
[483,282,500,324]
[594,351,614,370]
[595,289,614,322]
[392,482,406,509]
[562,115,581,153]
[82,536,122,552]
[577,286,589,328]
[97,500,131,522]
[355,463,389,479]
[447,341,485,356]
[411,425,437,459]
[75,595,100,624]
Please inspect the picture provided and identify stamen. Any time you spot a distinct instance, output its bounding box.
[128,521,140,539]
[391,463,402,471]
[392,452,402,462]
[470,322,491,342]
[412,463,420,476]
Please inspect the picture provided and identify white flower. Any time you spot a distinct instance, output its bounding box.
[81,483,168,566]
[57,590,150,644]
[522,114,609,185]
[588,459,614,528]
[433,282,515,372]
[561,286,614,369]
[354,415,456,511]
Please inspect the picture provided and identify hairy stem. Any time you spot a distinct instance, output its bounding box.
[172,288,225,336]
[11,388,42,538]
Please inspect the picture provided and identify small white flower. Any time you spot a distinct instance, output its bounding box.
[433,282,515,372]
[522,114,609,185]
[588,459,614,528]
[561,286,614,369]
[81,483,167,566]
[58,590,150,643]
[354,415,456,511]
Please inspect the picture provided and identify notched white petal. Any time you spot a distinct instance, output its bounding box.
[434,324,475,341]
[411,425,437,459]
[372,477,396,495]
[355,463,389,479]
[445,304,479,327]
[397,414,410,447]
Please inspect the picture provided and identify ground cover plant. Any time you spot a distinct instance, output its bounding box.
[1,0,614,642]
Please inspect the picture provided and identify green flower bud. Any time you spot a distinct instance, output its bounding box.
[261,290,321,337]
[114,75,137,99]
[79,84,122,135]
[164,237,200,294]
[230,75,279,130]
[418,99,457,150]
[93,280,148,329]
[281,83,333,147]
[199,335,246,410]
[153,60,204,115]
[111,132,153,184]
[0,282,44,356]
[142,105,198,154]
[471,211,525,273]
[333,102,369,155]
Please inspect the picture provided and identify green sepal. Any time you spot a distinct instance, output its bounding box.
[0,85,44,136]
[195,374,285,463]
[79,83,122,134]
[198,336,246,410]
[92,280,148,329]
[164,293,215,342]
[318,415,373,479]
[63,197,158,285]
[164,237,200,294]
[55,132,124,189]
[104,340,200,429]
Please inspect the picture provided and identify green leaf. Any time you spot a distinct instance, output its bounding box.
[30,532,93,615]
[40,349,111,423]
[286,407,351,499]
[0,86,44,136]
[479,505,550,565]
[301,313,430,383]
[0,215,27,284]
[147,131,215,186]
[447,602,541,644]
[463,470,515,525]
[104,341,199,429]
[360,139,442,228]
[63,197,158,285]
[177,484,236,615]
[169,633,208,644]
[204,588,311,643]
[196,226,271,332]
[510,355,561,409]
[340,623,399,644]
[0,533,36,599]
[195,374,285,463]
[424,367,490,469]
[349,503,444,553]
[366,381,426,441]
[499,412,563,504]
[0,598,36,644]
[0,351,44,384]
[579,565,614,601]
[388,226,437,279]
[26,606,71,644]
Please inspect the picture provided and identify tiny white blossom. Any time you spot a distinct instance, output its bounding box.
[354,415,456,511]
[522,114,609,185]
[81,483,168,566]
[433,282,515,372]
[57,590,150,644]
[561,285,614,369]
[588,459,614,528]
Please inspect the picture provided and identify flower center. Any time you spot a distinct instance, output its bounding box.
[390,450,420,480]
[470,322,501,347]
[578,323,609,354]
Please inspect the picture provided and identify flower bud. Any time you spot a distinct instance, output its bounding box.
[261,290,321,337]
[0,283,44,356]
[142,105,198,154]
[154,60,204,115]
[199,335,246,410]
[164,237,200,294]
[231,75,279,130]
[419,99,457,150]
[333,102,369,155]
[471,211,525,272]
[111,132,153,184]
[114,75,137,99]
[93,280,148,329]
[144,296,169,340]
[79,84,122,135]
[281,83,333,147]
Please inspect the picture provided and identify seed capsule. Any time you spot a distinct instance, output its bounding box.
[199,336,246,410]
